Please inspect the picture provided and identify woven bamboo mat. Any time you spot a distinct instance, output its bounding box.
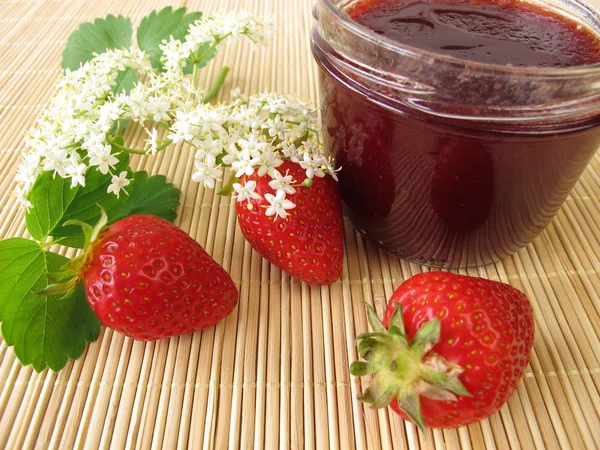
[1,0,600,448]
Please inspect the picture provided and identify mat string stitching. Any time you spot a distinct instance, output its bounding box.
[1,367,599,390]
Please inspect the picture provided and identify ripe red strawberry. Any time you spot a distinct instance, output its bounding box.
[81,214,238,340]
[235,160,343,285]
[351,271,534,429]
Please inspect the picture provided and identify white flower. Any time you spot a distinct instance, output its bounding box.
[160,39,189,72]
[42,148,69,177]
[168,109,197,144]
[107,171,130,197]
[192,154,223,188]
[324,157,339,182]
[233,180,261,202]
[237,134,268,153]
[299,152,327,179]
[89,145,119,175]
[145,98,171,122]
[82,130,107,154]
[263,116,289,139]
[197,109,225,134]
[13,185,33,211]
[268,170,296,194]
[252,146,283,177]
[121,86,148,121]
[145,128,160,156]
[198,135,224,157]
[99,101,124,122]
[66,158,87,188]
[231,149,257,178]
[264,190,295,219]
[281,141,299,160]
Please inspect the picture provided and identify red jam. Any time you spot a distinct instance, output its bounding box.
[350,0,600,67]
[315,0,600,267]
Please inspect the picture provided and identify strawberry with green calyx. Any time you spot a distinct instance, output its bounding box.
[36,209,113,297]
[234,160,344,285]
[41,208,239,340]
[351,271,534,430]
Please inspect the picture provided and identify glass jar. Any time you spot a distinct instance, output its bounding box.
[310,0,600,268]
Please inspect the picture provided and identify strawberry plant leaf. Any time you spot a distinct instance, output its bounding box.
[62,15,132,71]
[137,7,203,71]
[0,238,100,372]
[49,170,180,248]
[113,68,137,95]
[26,151,130,247]
[62,15,136,95]
[25,173,80,243]
[111,172,181,222]
[45,152,130,248]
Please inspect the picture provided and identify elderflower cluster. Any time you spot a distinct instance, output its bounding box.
[186,91,338,219]
[14,48,151,208]
[161,11,276,73]
[14,11,337,219]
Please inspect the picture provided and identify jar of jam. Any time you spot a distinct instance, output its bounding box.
[311,0,600,267]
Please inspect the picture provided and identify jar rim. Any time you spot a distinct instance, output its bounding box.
[317,0,600,77]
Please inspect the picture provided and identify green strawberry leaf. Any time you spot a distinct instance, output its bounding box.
[46,152,130,248]
[48,170,180,248]
[62,15,136,94]
[110,171,181,222]
[0,238,100,372]
[137,7,203,71]
[62,15,133,71]
[25,173,80,242]
[52,171,180,247]
[113,68,138,95]
[26,150,130,247]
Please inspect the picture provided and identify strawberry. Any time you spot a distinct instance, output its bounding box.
[77,214,238,340]
[235,160,344,285]
[351,271,534,430]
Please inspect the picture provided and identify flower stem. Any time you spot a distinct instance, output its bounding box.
[155,140,173,152]
[191,35,229,86]
[107,136,148,155]
[202,66,230,103]
[192,63,200,86]
[197,34,229,63]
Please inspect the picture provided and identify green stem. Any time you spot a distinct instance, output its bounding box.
[198,34,229,62]
[192,63,200,86]
[191,34,229,86]
[285,120,319,135]
[201,66,230,103]
[157,120,171,129]
[39,237,66,249]
[155,140,173,152]
[107,137,147,155]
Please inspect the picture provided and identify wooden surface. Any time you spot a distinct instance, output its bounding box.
[1,0,600,448]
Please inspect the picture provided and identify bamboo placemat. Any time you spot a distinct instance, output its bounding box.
[1,0,599,448]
